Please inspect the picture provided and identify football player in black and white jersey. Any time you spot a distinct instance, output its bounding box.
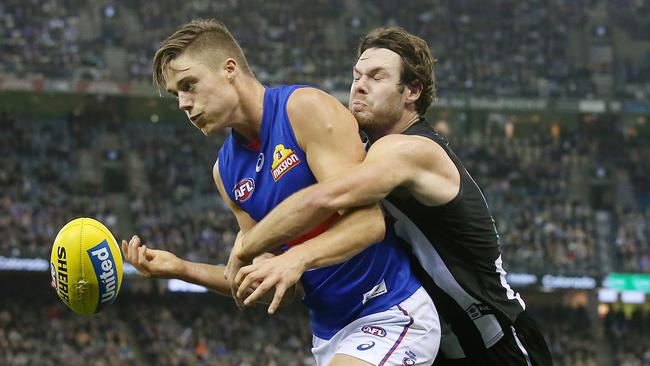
[231,27,553,366]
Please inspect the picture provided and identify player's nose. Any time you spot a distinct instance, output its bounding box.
[178,92,193,111]
[352,76,369,95]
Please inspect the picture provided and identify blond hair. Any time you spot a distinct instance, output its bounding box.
[152,19,252,92]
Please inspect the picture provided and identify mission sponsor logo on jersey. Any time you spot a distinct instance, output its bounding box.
[233,178,255,202]
[271,144,301,182]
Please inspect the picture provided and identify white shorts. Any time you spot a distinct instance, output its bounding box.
[311,287,440,366]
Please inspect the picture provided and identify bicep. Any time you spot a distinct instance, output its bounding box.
[347,135,460,207]
[287,88,366,182]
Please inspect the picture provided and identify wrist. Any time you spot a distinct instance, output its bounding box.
[288,245,312,272]
[236,233,253,262]
[236,247,250,263]
[176,258,190,280]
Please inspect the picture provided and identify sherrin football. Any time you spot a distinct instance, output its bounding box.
[50,218,123,315]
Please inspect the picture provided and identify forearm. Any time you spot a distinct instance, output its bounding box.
[178,258,300,306]
[178,260,231,297]
[239,185,337,261]
[289,204,385,269]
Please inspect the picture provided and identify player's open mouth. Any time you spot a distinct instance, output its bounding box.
[190,113,204,127]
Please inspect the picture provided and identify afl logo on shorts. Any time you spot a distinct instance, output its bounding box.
[361,325,386,337]
[233,178,255,202]
[271,144,300,182]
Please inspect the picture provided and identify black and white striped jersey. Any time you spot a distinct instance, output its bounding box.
[382,120,526,357]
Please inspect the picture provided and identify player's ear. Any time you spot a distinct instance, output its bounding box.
[405,81,422,104]
[224,58,238,81]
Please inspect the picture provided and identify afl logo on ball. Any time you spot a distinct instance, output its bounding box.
[234,178,255,202]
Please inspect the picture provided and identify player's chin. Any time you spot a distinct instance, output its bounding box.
[200,123,218,136]
[352,111,374,127]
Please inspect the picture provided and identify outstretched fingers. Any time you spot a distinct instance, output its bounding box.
[267,282,289,314]
[241,274,281,309]
[121,235,150,277]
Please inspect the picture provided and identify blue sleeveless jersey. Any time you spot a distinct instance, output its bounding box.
[218,85,420,339]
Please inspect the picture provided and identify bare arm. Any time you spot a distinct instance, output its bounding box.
[239,133,460,266]
[174,256,231,297]
[121,235,231,295]
[121,161,301,307]
[236,132,460,312]
[121,164,248,296]
[122,236,300,305]
[233,88,391,313]
[238,88,386,262]
[213,162,306,307]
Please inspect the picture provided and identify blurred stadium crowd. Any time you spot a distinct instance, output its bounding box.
[1,0,650,365]
[0,288,314,366]
[2,0,650,98]
[2,287,649,366]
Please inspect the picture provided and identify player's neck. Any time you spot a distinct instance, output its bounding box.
[230,77,266,143]
[369,111,420,141]
[363,111,420,142]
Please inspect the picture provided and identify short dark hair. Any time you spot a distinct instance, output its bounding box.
[357,27,437,115]
[152,19,252,92]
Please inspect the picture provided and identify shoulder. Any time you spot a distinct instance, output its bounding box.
[286,87,351,128]
[284,87,360,150]
[369,133,448,166]
[286,87,342,114]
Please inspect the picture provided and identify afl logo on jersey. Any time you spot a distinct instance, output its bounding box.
[233,178,255,202]
[271,144,301,182]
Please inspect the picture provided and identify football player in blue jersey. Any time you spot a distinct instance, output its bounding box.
[122,19,439,366]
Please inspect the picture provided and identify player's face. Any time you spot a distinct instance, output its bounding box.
[165,53,238,136]
[349,48,407,130]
